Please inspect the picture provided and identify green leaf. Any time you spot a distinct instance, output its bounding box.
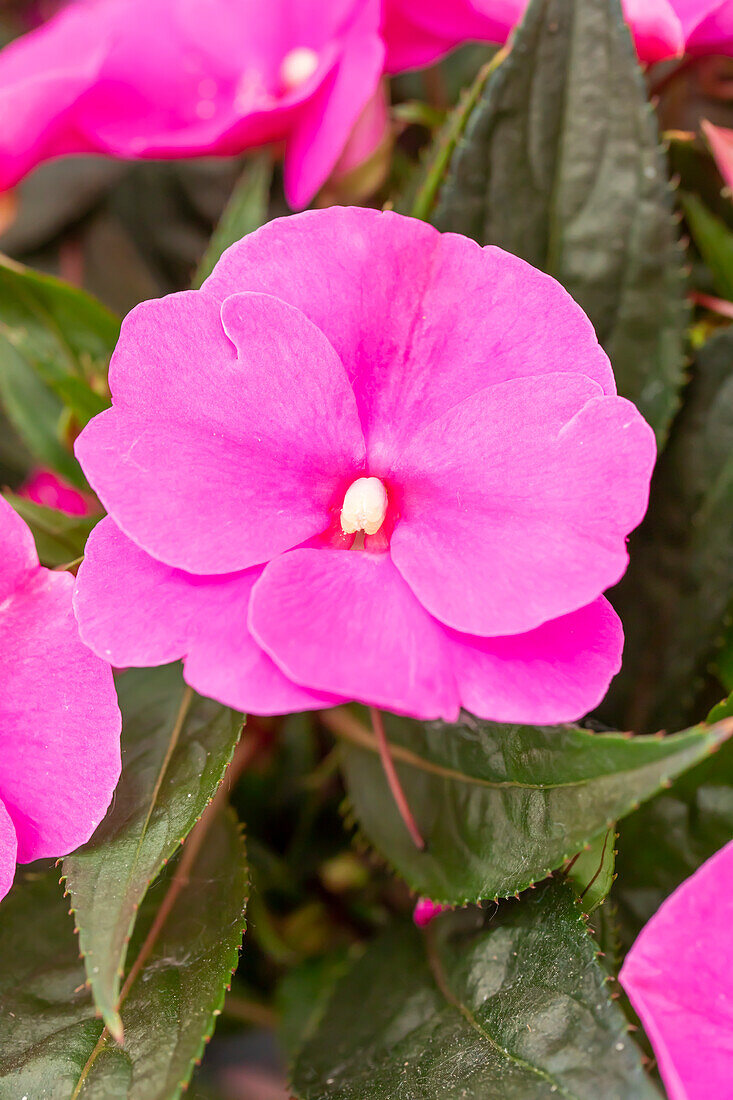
[63,665,243,1041]
[709,691,733,723]
[192,155,273,287]
[430,0,688,441]
[4,492,97,567]
[334,709,732,904]
[614,733,733,947]
[599,327,733,733]
[277,952,351,1061]
[291,884,660,1099]
[0,257,118,485]
[566,828,617,914]
[681,191,733,301]
[0,808,247,1100]
[396,52,504,221]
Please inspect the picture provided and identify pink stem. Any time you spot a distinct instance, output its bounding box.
[370,707,425,850]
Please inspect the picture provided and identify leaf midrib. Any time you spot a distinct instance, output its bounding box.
[424,928,582,1100]
[76,684,195,1030]
[328,712,728,792]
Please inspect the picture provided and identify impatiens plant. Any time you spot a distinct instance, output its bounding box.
[0,0,732,1096]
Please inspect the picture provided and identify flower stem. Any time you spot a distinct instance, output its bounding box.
[369,707,425,850]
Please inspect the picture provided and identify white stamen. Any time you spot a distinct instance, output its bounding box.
[340,477,388,536]
[279,47,319,92]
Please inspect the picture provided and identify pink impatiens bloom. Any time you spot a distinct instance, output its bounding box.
[19,467,96,517]
[73,207,656,723]
[0,496,120,902]
[413,897,449,927]
[0,0,384,209]
[681,0,733,57]
[620,839,733,1100]
[382,0,731,73]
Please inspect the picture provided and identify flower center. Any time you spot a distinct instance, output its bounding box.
[340,477,388,536]
[279,47,320,92]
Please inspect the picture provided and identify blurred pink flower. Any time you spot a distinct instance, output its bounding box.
[0,496,120,903]
[620,839,733,1100]
[382,0,733,73]
[19,467,95,517]
[413,897,449,927]
[0,0,384,209]
[73,207,655,722]
[682,0,733,56]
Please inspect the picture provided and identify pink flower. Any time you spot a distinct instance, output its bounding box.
[0,496,120,902]
[19,467,96,517]
[413,897,449,927]
[682,1,733,56]
[73,207,655,722]
[620,839,733,1100]
[0,0,384,210]
[382,0,732,73]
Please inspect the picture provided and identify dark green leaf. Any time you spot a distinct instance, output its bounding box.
[600,327,733,733]
[0,808,247,1100]
[566,828,617,914]
[291,884,660,1099]
[0,870,104,1100]
[0,406,31,486]
[192,155,273,287]
[277,952,351,1061]
[431,0,688,441]
[612,637,733,946]
[614,729,733,946]
[4,492,97,567]
[682,191,733,301]
[63,665,243,1040]
[397,53,503,221]
[0,257,118,484]
[336,709,732,904]
[0,333,81,486]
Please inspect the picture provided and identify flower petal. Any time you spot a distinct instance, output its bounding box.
[0,0,383,205]
[382,0,522,73]
[448,598,624,724]
[75,517,341,715]
[622,0,685,61]
[0,496,38,600]
[674,0,733,52]
[390,373,656,636]
[0,799,17,904]
[620,839,733,1100]
[0,568,121,863]
[203,208,616,461]
[284,3,385,208]
[249,548,460,721]
[75,290,365,575]
[381,0,685,74]
[0,0,110,190]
